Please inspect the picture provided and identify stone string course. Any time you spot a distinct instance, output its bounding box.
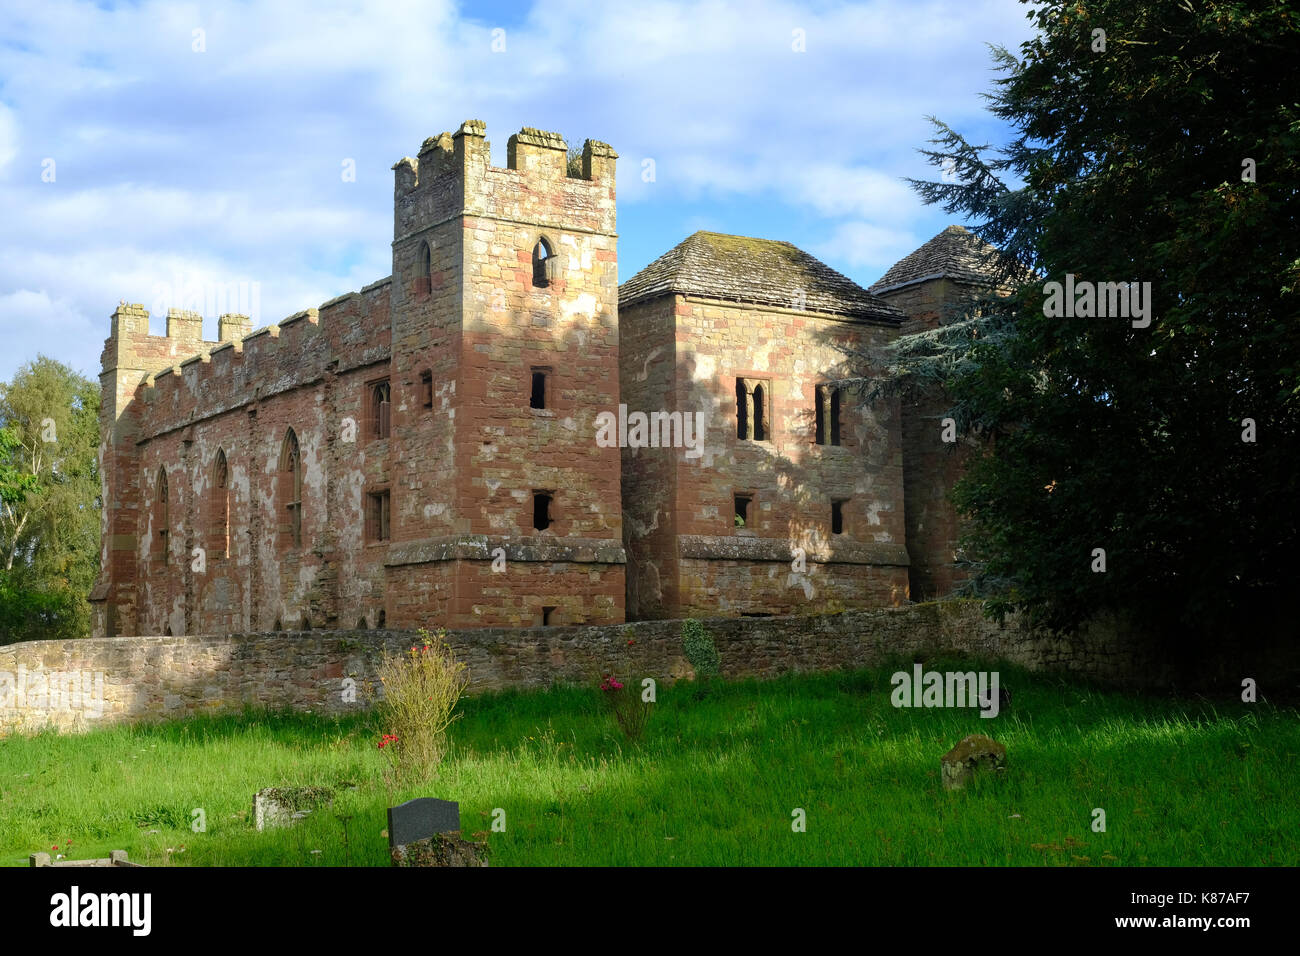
[3,601,1249,736]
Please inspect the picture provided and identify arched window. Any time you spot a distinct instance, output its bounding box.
[418,241,432,296]
[532,238,553,288]
[155,467,169,564]
[752,383,767,441]
[736,380,749,439]
[210,449,229,559]
[278,429,302,549]
[369,380,391,439]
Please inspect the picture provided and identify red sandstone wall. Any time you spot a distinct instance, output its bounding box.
[622,294,910,618]
[877,279,977,599]
[618,295,681,618]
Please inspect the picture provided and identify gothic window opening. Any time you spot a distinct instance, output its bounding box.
[816,384,842,446]
[418,241,432,296]
[532,238,554,288]
[155,467,169,564]
[735,379,749,439]
[370,379,391,440]
[736,378,771,441]
[278,429,302,549]
[210,448,229,559]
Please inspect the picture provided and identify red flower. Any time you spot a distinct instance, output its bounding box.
[627,639,635,646]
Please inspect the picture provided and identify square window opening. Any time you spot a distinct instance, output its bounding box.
[734,494,752,529]
[533,491,553,531]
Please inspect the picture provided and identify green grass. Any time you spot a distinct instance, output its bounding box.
[2,658,1296,866]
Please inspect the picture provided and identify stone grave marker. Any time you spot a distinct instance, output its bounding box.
[387,797,488,867]
[387,797,461,846]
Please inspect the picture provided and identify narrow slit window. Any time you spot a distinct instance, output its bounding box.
[736,379,749,439]
[156,468,169,564]
[421,370,433,410]
[753,383,767,441]
[533,491,553,531]
[370,380,391,439]
[419,242,432,296]
[542,606,557,626]
[530,369,547,409]
[279,429,302,549]
[815,386,826,444]
[832,499,845,535]
[831,387,841,445]
[366,489,391,542]
[734,494,752,529]
[210,449,230,559]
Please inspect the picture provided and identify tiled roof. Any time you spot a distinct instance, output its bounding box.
[869,225,1003,294]
[619,231,903,322]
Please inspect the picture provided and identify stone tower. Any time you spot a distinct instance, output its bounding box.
[384,121,626,626]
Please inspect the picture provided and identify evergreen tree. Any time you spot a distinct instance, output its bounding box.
[861,0,1300,647]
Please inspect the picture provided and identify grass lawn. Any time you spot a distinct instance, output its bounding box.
[1,657,1295,866]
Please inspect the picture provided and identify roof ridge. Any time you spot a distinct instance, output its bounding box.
[619,231,902,322]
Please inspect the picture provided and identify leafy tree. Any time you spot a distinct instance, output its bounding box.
[0,356,101,643]
[860,0,1300,649]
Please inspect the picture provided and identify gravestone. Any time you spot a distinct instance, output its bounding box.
[941,734,1007,791]
[387,797,461,846]
[254,786,334,830]
[387,797,488,867]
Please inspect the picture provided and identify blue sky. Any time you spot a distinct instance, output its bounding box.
[0,0,1036,382]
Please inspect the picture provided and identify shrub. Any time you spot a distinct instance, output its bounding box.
[375,628,468,780]
[681,619,720,680]
[598,673,652,742]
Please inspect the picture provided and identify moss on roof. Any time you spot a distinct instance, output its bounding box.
[619,231,903,322]
[869,225,1004,294]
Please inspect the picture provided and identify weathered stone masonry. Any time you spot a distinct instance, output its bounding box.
[90,120,996,638]
[0,602,1200,735]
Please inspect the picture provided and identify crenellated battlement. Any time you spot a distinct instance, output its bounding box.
[392,120,618,245]
[106,282,390,435]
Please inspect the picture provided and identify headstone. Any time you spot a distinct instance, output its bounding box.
[254,786,334,830]
[941,734,1007,790]
[387,798,488,867]
[386,797,461,847]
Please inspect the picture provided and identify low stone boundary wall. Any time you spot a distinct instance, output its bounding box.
[0,601,1280,735]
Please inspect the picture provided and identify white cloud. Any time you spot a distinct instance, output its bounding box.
[0,0,1034,381]
[812,222,920,272]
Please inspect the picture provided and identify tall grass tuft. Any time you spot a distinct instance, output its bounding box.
[375,627,468,781]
